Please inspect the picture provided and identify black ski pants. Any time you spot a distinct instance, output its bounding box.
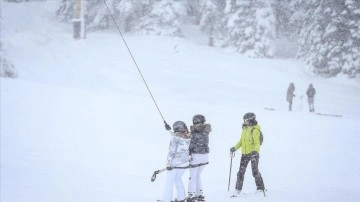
[235,153,265,191]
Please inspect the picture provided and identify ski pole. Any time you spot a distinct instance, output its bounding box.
[151,161,189,182]
[228,152,235,191]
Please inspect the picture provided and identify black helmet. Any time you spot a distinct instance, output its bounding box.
[193,114,206,125]
[173,121,188,133]
[243,112,256,121]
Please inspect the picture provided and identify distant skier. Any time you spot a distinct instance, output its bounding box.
[230,112,265,196]
[162,121,191,202]
[187,114,212,202]
[306,83,316,112]
[287,82,295,111]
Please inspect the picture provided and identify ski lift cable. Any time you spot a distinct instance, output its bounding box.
[103,0,166,122]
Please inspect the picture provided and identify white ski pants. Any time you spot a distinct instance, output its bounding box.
[188,153,208,196]
[162,169,186,202]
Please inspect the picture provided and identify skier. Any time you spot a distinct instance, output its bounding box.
[306,83,316,112]
[287,82,295,111]
[187,114,212,202]
[230,112,265,196]
[162,121,191,202]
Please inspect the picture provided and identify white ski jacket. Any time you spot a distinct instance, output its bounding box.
[167,132,191,168]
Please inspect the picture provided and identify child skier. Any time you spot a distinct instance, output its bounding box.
[187,114,212,202]
[230,112,265,196]
[162,121,191,202]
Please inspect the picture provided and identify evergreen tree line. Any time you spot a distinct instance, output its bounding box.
[1,1,16,78]
[57,0,360,78]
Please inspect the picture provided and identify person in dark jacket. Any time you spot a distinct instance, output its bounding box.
[306,83,316,112]
[287,82,295,111]
[187,114,212,202]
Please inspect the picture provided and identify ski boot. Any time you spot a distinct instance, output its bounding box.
[186,196,195,202]
[257,188,267,197]
[186,195,205,202]
[195,195,205,202]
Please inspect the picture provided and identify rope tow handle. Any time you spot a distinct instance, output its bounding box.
[150,161,192,182]
[103,0,166,122]
[151,168,166,182]
[151,161,209,182]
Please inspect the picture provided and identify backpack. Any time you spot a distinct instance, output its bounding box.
[250,128,263,145]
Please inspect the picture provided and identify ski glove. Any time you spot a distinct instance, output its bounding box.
[166,166,172,171]
[230,147,236,153]
[164,121,171,131]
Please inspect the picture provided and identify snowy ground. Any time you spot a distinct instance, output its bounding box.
[1,1,360,202]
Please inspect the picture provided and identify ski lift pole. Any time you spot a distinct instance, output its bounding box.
[103,0,166,122]
[73,0,86,39]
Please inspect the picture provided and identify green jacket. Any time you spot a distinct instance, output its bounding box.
[233,124,261,154]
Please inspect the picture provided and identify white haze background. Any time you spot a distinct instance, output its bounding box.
[1,1,360,202]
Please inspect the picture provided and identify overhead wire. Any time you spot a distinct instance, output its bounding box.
[103,0,166,122]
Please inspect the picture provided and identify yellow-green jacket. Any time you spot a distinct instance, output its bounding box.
[233,124,261,154]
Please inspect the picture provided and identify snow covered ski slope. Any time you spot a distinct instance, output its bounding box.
[1,1,360,202]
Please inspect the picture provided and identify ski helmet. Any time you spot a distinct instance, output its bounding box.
[193,114,206,125]
[173,121,188,133]
[243,112,256,122]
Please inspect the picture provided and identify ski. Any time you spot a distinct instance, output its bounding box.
[316,113,342,117]
[230,193,250,198]
[156,200,181,202]
[230,189,267,198]
[156,198,205,202]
